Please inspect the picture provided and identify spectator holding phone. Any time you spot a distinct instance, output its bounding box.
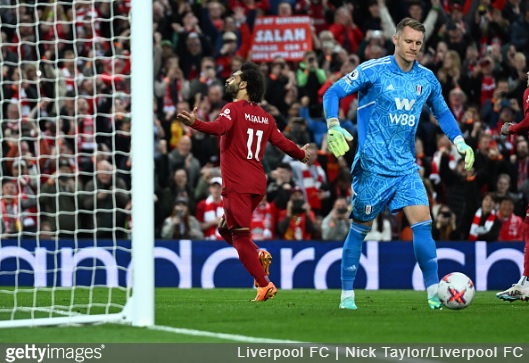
[277,187,316,240]
[322,197,350,241]
[432,205,460,241]
[161,196,203,239]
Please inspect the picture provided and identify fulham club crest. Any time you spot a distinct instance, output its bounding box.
[416,85,422,95]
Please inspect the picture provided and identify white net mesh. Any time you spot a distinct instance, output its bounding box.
[0,0,134,324]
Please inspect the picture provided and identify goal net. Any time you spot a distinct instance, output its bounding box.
[0,0,154,328]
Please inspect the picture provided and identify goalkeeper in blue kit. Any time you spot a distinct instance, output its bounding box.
[323,18,475,310]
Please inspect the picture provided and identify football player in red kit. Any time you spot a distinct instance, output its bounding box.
[177,62,310,301]
[498,70,529,301]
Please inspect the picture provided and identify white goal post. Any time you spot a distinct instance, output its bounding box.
[0,0,153,328]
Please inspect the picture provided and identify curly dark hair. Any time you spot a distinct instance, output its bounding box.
[239,61,265,103]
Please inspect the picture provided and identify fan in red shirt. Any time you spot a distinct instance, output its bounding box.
[177,62,310,301]
[498,70,529,301]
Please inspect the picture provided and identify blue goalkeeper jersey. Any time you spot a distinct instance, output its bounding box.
[323,55,462,176]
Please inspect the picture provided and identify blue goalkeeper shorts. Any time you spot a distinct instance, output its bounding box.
[350,168,428,222]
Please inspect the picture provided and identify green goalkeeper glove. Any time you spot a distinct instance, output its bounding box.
[327,118,353,157]
[454,136,475,171]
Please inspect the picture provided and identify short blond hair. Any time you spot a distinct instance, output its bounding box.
[395,17,426,35]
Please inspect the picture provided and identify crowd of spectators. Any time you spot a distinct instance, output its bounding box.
[1,0,529,242]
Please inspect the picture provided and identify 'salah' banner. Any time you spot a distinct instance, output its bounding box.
[0,240,523,290]
[250,16,312,62]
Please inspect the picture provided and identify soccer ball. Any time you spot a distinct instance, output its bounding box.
[438,272,475,310]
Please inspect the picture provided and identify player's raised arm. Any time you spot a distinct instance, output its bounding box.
[176,106,231,136]
[176,107,198,126]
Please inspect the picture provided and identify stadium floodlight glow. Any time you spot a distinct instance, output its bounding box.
[0,0,154,328]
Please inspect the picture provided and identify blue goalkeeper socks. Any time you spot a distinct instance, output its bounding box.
[411,221,439,294]
[341,222,371,291]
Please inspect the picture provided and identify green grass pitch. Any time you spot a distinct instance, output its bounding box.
[0,288,527,343]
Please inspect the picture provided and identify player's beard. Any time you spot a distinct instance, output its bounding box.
[225,81,240,99]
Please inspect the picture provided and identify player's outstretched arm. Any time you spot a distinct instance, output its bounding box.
[501,122,514,135]
[503,113,529,135]
[176,107,197,126]
[454,136,475,171]
[177,106,228,135]
[269,129,307,162]
[326,118,353,157]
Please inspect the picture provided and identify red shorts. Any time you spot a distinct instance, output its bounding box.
[222,192,263,229]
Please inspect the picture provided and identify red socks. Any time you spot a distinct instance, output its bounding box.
[231,230,269,287]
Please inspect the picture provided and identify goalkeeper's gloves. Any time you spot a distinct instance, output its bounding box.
[326,118,354,157]
[454,135,475,171]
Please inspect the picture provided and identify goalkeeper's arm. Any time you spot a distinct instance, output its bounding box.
[323,84,353,157]
[436,110,475,171]
[325,118,354,157]
[453,135,475,171]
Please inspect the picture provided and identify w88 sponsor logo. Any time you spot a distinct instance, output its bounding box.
[389,113,416,127]
[389,98,416,126]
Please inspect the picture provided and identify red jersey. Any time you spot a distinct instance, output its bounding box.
[192,100,305,195]
[509,88,529,135]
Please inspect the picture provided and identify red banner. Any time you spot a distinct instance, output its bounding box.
[250,16,313,62]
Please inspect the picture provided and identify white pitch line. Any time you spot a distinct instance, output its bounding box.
[148,324,304,343]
